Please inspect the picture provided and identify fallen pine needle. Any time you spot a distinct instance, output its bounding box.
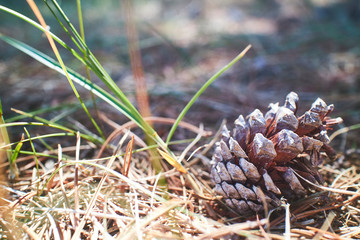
[197,218,268,240]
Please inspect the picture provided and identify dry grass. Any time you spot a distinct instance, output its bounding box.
[0,118,360,240]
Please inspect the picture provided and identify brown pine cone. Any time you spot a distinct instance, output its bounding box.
[210,92,342,215]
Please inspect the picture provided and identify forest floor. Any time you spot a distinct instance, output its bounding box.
[0,0,360,239]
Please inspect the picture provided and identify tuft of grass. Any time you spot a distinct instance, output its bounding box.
[0,0,250,179]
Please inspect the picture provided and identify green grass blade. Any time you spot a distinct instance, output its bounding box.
[42,1,85,54]
[0,35,139,127]
[1,4,159,146]
[4,132,75,150]
[0,4,107,83]
[25,3,105,142]
[37,136,54,151]
[44,1,156,137]
[9,134,23,179]
[5,102,81,123]
[75,0,105,140]
[9,150,59,160]
[0,5,86,64]
[0,100,11,162]
[46,0,88,50]
[0,99,19,179]
[2,115,101,145]
[12,108,103,144]
[24,127,40,195]
[166,45,252,145]
[3,132,82,161]
[76,0,85,40]
[0,34,170,155]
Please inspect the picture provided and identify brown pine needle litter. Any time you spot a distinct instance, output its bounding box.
[1,95,360,239]
[0,114,360,239]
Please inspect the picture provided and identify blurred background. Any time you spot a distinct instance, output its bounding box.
[0,0,359,149]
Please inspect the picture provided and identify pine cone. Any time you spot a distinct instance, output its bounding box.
[210,92,342,215]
